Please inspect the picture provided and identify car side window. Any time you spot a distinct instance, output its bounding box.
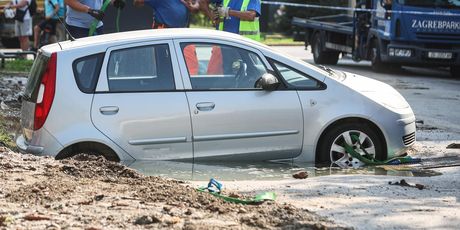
[272,61,321,89]
[73,53,104,93]
[107,44,175,92]
[180,43,268,90]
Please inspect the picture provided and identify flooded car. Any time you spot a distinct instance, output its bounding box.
[16,28,415,165]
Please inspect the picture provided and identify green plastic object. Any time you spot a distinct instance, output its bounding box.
[196,187,276,205]
[88,0,112,36]
[343,135,419,166]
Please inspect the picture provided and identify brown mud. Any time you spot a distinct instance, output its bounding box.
[0,149,347,229]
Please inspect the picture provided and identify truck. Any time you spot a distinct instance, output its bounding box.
[292,0,460,78]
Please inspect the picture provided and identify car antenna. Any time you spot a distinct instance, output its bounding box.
[57,17,76,41]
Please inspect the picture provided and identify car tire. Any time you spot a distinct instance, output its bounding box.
[317,122,385,166]
[450,66,460,79]
[56,143,120,162]
[312,33,339,65]
[370,39,385,72]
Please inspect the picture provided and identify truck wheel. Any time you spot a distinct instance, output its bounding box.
[451,66,460,79]
[370,40,385,72]
[312,33,339,65]
[316,122,385,166]
[1,37,20,48]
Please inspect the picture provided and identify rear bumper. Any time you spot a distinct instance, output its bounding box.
[16,128,63,157]
[16,135,44,155]
[381,42,460,67]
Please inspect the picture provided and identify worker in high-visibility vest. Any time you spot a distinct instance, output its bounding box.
[191,0,261,41]
[215,0,260,41]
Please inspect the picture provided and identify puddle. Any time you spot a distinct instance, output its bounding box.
[124,160,442,181]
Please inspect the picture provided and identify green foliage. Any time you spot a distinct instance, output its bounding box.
[0,114,16,150]
[190,13,214,29]
[2,59,34,73]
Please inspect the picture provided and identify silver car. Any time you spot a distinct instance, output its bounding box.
[16,29,416,166]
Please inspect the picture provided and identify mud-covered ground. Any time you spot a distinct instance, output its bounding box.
[0,149,347,229]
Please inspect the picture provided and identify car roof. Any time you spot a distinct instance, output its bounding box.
[58,28,268,51]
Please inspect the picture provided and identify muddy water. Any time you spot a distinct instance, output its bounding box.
[125,160,443,181]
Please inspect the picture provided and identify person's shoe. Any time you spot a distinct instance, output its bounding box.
[29,47,38,52]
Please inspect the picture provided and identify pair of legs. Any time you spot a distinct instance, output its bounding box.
[33,19,58,50]
[15,19,32,52]
[67,24,103,39]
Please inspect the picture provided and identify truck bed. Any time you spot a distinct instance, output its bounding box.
[292,14,354,35]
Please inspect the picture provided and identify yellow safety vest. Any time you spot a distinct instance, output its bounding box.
[218,0,261,41]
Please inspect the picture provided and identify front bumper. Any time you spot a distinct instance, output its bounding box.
[371,106,416,159]
[381,43,460,67]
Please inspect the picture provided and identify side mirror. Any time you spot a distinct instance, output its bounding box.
[255,73,280,90]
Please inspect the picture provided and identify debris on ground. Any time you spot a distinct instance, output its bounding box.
[293,171,309,179]
[0,148,346,229]
[389,179,426,190]
[447,143,460,149]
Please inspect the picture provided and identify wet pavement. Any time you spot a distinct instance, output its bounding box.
[123,156,460,181]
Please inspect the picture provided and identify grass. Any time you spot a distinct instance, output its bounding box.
[1,59,34,73]
[0,114,18,150]
[261,34,303,46]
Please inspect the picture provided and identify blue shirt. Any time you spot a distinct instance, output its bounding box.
[144,0,189,28]
[211,0,261,34]
[66,0,103,29]
[45,0,65,19]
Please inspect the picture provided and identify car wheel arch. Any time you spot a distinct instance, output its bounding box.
[314,117,388,163]
[55,141,120,162]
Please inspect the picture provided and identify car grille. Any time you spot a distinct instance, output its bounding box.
[403,132,416,146]
[416,32,460,42]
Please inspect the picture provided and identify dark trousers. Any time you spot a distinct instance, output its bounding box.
[67,24,103,39]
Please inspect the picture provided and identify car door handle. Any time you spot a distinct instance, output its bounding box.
[196,102,215,111]
[99,106,119,115]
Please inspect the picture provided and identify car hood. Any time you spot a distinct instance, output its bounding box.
[337,71,411,110]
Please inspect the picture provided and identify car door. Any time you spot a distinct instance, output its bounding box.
[91,40,192,160]
[174,39,304,161]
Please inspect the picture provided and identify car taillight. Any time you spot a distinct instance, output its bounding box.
[34,52,57,130]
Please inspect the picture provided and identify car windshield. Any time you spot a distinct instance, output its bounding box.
[397,0,460,9]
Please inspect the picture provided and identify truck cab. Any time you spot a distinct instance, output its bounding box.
[292,0,460,78]
[371,0,460,76]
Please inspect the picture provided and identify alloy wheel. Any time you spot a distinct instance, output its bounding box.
[329,130,376,168]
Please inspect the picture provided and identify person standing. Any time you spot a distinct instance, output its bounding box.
[65,0,124,38]
[5,0,33,52]
[133,0,192,28]
[217,0,260,41]
[134,0,199,74]
[199,0,261,41]
[32,0,65,51]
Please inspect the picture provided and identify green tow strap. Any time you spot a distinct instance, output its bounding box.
[343,135,420,166]
[88,0,112,36]
[197,187,277,205]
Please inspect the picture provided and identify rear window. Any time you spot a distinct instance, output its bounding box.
[73,53,104,93]
[24,53,49,101]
